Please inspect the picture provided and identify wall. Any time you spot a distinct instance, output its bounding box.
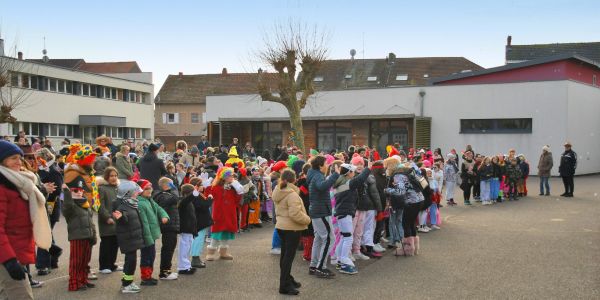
[566,81,600,175]
[154,103,206,136]
[565,61,600,87]
[436,61,569,85]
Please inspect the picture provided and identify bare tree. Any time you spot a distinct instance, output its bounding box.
[257,22,329,153]
[0,38,34,124]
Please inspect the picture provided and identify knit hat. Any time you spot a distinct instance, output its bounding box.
[324,154,335,165]
[0,140,24,162]
[271,161,288,173]
[117,180,142,198]
[310,149,319,156]
[137,179,153,190]
[257,156,268,166]
[350,153,364,166]
[340,163,357,175]
[148,143,160,152]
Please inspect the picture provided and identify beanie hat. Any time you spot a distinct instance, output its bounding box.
[0,141,24,162]
[137,179,153,190]
[422,160,432,168]
[117,180,142,198]
[310,149,319,156]
[271,161,287,173]
[350,154,364,166]
[257,156,267,166]
[148,143,160,152]
[324,154,335,165]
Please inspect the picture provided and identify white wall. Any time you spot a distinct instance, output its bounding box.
[566,81,600,175]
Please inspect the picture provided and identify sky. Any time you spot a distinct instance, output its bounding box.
[1,0,599,95]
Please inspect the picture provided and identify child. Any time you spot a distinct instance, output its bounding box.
[239,168,258,232]
[517,154,530,196]
[491,156,501,203]
[443,154,458,206]
[62,181,97,292]
[136,179,169,285]
[177,184,200,274]
[427,168,441,230]
[478,157,494,205]
[155,177,180,280]
[333,163,372,275]
[296,163,313,261]
[497,155,507,202]
[506,158,522,201]
[175,163,186,187]
[189,177,213,268]
[351,156,382,259]
[113,181,146,294]
[249,166,266,228]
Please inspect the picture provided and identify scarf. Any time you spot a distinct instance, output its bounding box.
[0,166,52,250]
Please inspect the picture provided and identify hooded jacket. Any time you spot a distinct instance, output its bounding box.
[558,149,577,176]
[62,188,97,243]
[155,190,180,233]
[115,152,134,179]
[114,198,145,253]
[356,172,382,212]
[307,169,340,219]
[333,168,371,218]
[97,177,119,237]
[273,183,310,231]
[178,193,197,235]
[137,195,169,246]
[138,152,168,190]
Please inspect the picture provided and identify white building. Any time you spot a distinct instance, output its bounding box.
[0,50,154,145]
[206,55,600,175]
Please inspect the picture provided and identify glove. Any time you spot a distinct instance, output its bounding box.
[3,258,26,280]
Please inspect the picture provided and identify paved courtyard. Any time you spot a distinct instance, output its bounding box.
[33,176,600,299]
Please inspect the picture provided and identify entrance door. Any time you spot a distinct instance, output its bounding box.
[81,127,98,145]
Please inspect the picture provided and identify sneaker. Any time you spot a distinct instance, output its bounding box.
[85,283,96,288]
[464,201,472,206]
[37,268,51,276]
[315,268,336,279]
[431,225,441,230]
[335,262,342,270]
[160,272,179,280]
[308,267,317,275]
[373,244,386,253]
[270,248,281,255]
[99,269,112,274]
[339,264,358,275]
[88,272,98,280]
[353,252,370,260]
[418,226,430,233]
[115,266,124,272]
[177,268,196,275]
[30,280,44,288]
[121,283,141,294]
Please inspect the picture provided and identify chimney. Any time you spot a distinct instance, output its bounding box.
[18,51,23,60]
[258,68,263,74]
[507,35,512,46]
[222,67,228,75]
[178,72,183,78]
[0,39,4,56]
[388,52,396,64]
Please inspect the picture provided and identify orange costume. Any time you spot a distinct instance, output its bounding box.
[64,144,100,211]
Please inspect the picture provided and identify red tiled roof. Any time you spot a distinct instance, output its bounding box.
[77,61,142,73]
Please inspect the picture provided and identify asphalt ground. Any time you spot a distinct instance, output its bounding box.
[32,176,600,300]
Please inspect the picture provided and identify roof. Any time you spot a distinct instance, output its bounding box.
[303,56,483,90]
[430,53,600,84]
[506,41,600,63]
[26,58,85,69]
[77,61,142,73]
[156,72,277,104]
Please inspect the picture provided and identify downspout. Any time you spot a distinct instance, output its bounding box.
[419,90,426,117]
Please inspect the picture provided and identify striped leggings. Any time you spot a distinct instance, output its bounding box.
[68,239,91,291]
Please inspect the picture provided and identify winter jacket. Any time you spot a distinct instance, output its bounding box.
[385,169,425,206]
[97,178,119,237]
[372,167,388,212]
[296,177,313,236]
[478,164,494,181]
[114,198,145,253]
[180,153,202,169]
[137,195,169,246]
[179,193,198,235]
[307,169,340,218]
[537,152,554,177]
[154,190,180,233]
[460,159,477,185]
[444,162,458,183]
[205,182,243,234]
[193,194,213,231]
[333,168,371,218]
[558,149,577,176]
[0,173,36,264]
[38,163,63,224]
[138,152,168,190]
[115,152,134,179]
[519,161,530,179]
[273,184,310,231]
[356,173,382,212]
[506,165,522,182]
[240,177,258,205]
[62,188,96,243]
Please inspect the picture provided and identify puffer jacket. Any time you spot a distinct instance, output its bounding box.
[273,184,310,231]
[115,152,134,179]
[478,164,494,181]
[444,162,458,183]
[62,188,96,243]
[179,193,197,235]
[333,168,371,218]
[114,198,145,253]
[97,177,119,237]
[356,173,382,212]
[537,152,553,177]
[138,152,168,190]
[0,173,36,264]
[307,169,340,218]
[154,190,180,233]
[137,195,169,246]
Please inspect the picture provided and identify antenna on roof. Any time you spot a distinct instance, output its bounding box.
[42,36,49,63]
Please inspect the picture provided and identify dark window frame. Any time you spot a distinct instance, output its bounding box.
[460,118,532,134]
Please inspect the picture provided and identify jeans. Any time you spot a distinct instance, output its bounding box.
[480,180,491,202]
[490,178,500,200]
[310,216,334,269]
[429,204,438,225]
[389,209,404,244]
[540,176,550,194]
[191,228,208,257]
[272,229,281,249]
[277,229,301,290]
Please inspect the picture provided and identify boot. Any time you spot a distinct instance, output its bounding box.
[403,237,415,256]
[394,242,405,256]
[191,256,205,268]
[205,247,219,261]
[219,247,234,260]
[414,236,420,255]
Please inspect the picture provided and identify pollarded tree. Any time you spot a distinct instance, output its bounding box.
[257,23,329,153]
[0,37,34,123]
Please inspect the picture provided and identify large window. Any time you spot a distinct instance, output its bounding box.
[252,122,283,154]
[460,118,532,134]
[317,121,352,152]
[370,120,410,154]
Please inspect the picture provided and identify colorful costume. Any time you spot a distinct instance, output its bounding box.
[95,135,111,155]
[64,144,100,211]
[225,146,245,169]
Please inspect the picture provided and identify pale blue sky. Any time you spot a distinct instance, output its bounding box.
[2,0,599,94]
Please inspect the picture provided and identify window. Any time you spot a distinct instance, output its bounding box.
[66,81,72,94]
[344,74,352,79]
[252,122,283,154]
[49,124,59,136]
[49,78,57,92]
[111,88,117,99]
[317,121,352,152]
[58,80,65,93]
[395,74,408,81]
[191,113,200,123]
[90,85,97,97]
[21,75,30,88]
[370,120,410,154]
[82,84,90,96]
[96,86,104,98]
[164,113,179,124]
[367,76,378,82]
[58,124,67,136]
[30,76,38,89]
[123,90,130,102]
[313,76,324,82]
[10,73,19,86]
[460,118,532,134]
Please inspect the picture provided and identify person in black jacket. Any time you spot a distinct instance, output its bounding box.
[478,157,494,205]
[138,143,167,191]
[177,184,201,275]
[189,177,213,268]
[113,181,145,294]
[559,142,577,197]
[155,177,180,280]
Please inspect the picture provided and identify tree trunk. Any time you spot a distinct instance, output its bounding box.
[288,104,305,154]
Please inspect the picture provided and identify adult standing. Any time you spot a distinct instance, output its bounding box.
[138,143,167,191]
[558,142,577,197]
[537,145,553,196]
[115,146,134,180]
[273,169,310,295]
[197,135,209,154]
[0,141,52,299]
